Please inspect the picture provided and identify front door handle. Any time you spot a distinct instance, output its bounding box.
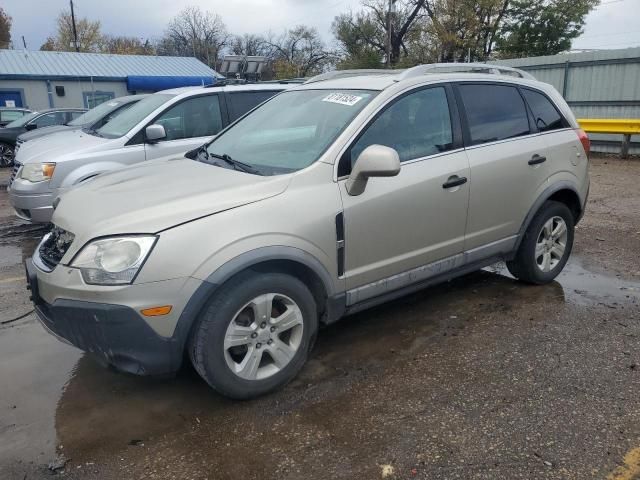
[528,154,547,165]
[442,175,468,189]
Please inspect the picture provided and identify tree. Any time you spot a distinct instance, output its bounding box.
[264,26,333,78]
[0,8,12,49]
[332,11,385,68]
[496,0,599,58]
[39,10,103,52]
[157,6,228,68]
[103,36,155,55]
[230,33,269,57]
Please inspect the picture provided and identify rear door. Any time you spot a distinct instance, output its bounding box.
[456,82,552,252]
[224,90,282,123]
[143,94,224,160]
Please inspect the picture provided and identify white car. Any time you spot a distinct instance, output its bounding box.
[8,83,288,222]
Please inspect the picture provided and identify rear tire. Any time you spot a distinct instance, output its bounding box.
[507,200,574,284]
[0,142,14,167]
[189,271,318,399]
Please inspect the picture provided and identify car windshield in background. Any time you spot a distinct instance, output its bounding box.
[206,89,377,175]
[68,99,125,127]
[5,111,39,128]
[95,94,173,138]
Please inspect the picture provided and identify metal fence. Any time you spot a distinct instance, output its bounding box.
[493,47,640,155]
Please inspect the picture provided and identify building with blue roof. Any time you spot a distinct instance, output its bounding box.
[0,49,223,110]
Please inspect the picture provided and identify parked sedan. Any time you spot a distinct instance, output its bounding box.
[0,108,86,167]
[0,107,32,127]
[15,96,147,152]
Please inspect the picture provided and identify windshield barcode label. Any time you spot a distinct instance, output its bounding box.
[322,93,363,107]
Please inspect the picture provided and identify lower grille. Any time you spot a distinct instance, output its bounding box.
[39,226,75,270]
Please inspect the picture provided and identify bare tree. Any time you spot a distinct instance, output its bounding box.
[264,26,333,78]
[157,6,229,67]
[0,8,11,49]
[230,33,269,57]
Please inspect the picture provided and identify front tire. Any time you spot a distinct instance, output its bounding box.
[0,142,14,167]
[189,271,318,399]
[507,200,574,284]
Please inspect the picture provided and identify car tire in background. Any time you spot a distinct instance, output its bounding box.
[189,271,318,399]
[0,142,14,167]
[507,200,575,284]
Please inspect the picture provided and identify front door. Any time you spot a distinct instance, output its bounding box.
[143,94,223,161]
[338,85,470,299]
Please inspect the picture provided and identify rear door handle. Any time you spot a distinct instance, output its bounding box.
[528,154,547,165]
[442,175,468,189]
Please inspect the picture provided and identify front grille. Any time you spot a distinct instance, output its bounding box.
[39,226,75,270]
[9,161,20,186]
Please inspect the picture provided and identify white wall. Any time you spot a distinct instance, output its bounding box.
[0,79,131,110]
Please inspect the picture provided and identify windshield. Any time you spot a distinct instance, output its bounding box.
[69,98,130,127]
[95,94,173,138]
[206,89,376,175]
[5,112,39,128]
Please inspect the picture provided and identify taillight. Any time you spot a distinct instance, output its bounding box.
[577,128,590,157]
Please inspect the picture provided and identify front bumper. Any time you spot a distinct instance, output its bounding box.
[26,257,196,376]
[8,182,54,223]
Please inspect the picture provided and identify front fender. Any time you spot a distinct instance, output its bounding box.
[57,161,129,189]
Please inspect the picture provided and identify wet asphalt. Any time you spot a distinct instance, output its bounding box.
[0,158,639,480]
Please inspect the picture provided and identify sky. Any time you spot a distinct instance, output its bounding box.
[3,0,640,53]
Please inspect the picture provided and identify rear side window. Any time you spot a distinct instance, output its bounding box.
[1,111,25,122]
[459,84,530,145]
[227,91,280,121]
[521,88,565,132]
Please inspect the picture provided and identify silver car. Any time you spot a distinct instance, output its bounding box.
[9,84,287,223]
[26,64,590,399]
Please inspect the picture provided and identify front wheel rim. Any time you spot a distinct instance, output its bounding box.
[223,293,304,381]
[535,216,568,272]
[0,144,13,166]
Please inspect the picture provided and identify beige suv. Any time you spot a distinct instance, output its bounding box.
[26,64,590,399]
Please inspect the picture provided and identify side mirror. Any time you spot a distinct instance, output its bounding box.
[25,123,37,131]
[145,124,166,143]
[346,144,401,196]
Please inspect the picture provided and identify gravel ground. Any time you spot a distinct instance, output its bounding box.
[0,156,639,480]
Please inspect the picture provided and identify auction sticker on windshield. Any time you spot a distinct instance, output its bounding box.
[322,93,363,107]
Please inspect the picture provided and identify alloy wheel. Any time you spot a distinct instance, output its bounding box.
[535,216,568,272]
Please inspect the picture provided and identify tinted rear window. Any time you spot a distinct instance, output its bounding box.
[522,88,565,132]
[459,84,530,145]
[227,91,280,121]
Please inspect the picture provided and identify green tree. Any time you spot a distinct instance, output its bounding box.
[496,0,599,58]
[0,8,11,49]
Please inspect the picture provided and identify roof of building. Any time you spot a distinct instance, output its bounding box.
[0,49,222,80]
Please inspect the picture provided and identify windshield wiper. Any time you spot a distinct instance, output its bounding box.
[208,152,263,175]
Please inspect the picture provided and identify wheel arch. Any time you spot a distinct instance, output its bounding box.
[514,181,582,253]
[171,247,343,357]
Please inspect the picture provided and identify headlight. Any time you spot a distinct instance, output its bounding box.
[70,236,157,285]
[20,162,56,182]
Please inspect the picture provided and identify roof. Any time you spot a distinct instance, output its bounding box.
[492,46,640,68]
[160,83,291,96]
[0,49,221,80]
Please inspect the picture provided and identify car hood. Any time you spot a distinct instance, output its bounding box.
[18,125,75,142]
[53,158,291,241]
[0,126,25,142]
[15,129,111,164]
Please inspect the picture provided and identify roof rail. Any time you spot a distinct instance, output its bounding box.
[304,69,402,84]
[398,63,535,80]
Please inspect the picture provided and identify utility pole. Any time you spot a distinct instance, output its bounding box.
[386,0,396,68]
[70,0,80,52]
[21,36,27,49]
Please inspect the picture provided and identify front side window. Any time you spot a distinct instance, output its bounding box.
[349,86,454,168]
[5,111,39,128]
[522,88,565,132]
[96,94,174,139]
[206,89,376,175]
[33,112,66,128]
[154,95,222,141]
[459,84,530,145]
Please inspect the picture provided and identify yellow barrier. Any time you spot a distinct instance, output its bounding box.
[577,118,640,135]
[577,118,639,158]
